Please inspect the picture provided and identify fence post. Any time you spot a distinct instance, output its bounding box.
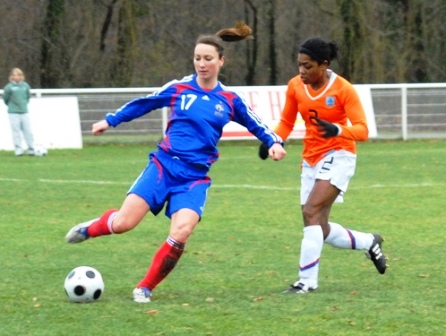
[401,86,408,140]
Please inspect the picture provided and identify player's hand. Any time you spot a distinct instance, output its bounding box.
[315,118,339,138]
[269,143,286,161]
[258,143,269,160]
[92,120,110,135]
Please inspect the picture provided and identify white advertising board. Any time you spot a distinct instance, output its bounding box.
[0,96,82,150]
[222,85,377,140]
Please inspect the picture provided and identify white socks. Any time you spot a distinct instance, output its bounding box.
[325,222,374,250]
[298,225,323,287]
[107,211,118,234]
[297,222,374,287]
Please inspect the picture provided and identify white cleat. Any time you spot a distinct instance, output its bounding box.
[65,219,97,244]
[133,287,152,303]
[283,281,318,294]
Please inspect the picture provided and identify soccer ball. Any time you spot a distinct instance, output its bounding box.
[64,266,104,303]
[34,145,48,156]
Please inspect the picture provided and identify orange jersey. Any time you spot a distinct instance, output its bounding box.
[274,71,368,166]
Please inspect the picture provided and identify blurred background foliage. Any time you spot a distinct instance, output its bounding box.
[1,0,445,88]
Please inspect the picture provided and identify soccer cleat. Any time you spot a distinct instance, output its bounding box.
[133,287,152,303]
[65,219,96,244]
[366,233,388,274]
[283,281,317,294]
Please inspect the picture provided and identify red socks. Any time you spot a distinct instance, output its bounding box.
[86,209,119,237]
[137,236,185,290]
[85,211,185,292]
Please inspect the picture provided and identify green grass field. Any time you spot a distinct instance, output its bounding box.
[1,140,445,335]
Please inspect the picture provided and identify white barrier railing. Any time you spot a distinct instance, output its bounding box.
[1,83,445,149]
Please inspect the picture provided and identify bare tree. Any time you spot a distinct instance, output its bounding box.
[1,0,445,88]
[110,0,140,87]
[337,0,367,82]
[244,0,258,85]
[100,0,119,52]
[265,0,277,84]
[40,0,66,88]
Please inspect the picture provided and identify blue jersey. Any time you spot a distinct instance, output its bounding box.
[106,74,282,168]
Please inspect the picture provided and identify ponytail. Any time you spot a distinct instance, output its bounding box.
[196,22,253,58]
[216,22,253,42]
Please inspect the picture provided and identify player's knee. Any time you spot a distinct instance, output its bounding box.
[302,205,320,224]
[170,221,196,242]
[112,216,139,233]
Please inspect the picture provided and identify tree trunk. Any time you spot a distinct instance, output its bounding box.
[40,0,65,88]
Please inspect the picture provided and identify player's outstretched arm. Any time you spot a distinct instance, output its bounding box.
[92,120,110,135]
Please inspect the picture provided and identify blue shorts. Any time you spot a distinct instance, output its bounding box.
[128,150,211,218]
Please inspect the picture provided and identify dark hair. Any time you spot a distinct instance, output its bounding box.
[299,38,339,65]
[195,22,253,58]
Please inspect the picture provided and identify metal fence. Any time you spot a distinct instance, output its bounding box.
[31,88,164,144]
[4,83,446,144]
[368,83,446,140]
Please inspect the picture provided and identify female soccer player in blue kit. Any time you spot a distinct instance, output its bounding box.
[65,23,286,303]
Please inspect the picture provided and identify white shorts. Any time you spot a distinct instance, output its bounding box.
[300,150,357,205]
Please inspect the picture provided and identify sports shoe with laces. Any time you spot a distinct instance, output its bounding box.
[283,281,317,294]
[366,233,388,274]
[65,219,97,244]
[133,287,152,303]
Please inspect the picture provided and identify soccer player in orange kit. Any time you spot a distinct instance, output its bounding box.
[259,37,388,294]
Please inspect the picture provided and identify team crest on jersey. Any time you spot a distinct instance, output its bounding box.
[214,103,224,117]
[326,96,336,107]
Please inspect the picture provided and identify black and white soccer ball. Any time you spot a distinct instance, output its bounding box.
[64,266,104,303]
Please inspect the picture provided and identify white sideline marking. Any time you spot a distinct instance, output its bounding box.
[39,179,126,185]
[0,178,25,182]
[0,177,436,190]
[211,184,296,190]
